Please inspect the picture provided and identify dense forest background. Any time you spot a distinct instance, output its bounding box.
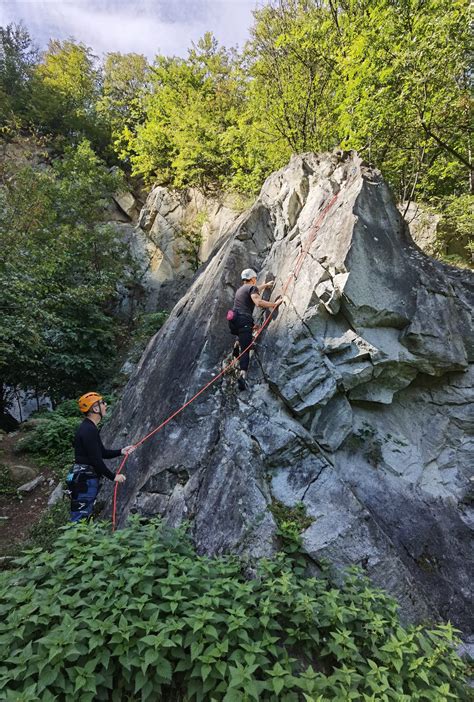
[0,0,472,412]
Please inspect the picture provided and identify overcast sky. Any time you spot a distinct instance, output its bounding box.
[0,0,259,59]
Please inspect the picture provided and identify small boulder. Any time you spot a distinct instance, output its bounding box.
[113,191,139,220]
[8,464,37,483]
[47,482,64,506]
[17,475,44,493]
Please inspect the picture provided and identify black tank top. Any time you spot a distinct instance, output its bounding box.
[234,284,258,317]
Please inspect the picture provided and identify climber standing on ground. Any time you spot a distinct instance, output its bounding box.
[69,392,135,522]
[229,268,282,390]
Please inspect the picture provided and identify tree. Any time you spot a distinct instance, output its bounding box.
[336,0,472,200]
[123,33,244,189]
[0,22,38,126]
[31,39,108,149]
[0,141,137,406]
[97,52,151,161]
[244,0,341,168]
[240,0,472,204]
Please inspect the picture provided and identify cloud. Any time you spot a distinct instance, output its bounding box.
[0,0,258,59]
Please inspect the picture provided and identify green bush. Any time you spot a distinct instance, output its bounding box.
[17,414,79,477]
[0,519,469,701]
[269,499,314,540]
[28,501,69,551]
[0,464,16,495]
[431,194,473,268]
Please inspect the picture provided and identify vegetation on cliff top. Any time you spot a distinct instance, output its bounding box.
[1,0,471,204]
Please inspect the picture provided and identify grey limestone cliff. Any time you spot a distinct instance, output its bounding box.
[102,151,473,634]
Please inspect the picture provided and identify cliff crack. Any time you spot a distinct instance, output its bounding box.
[301,464,327,501]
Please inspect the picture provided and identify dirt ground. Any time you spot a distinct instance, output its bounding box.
[0,432,59,558]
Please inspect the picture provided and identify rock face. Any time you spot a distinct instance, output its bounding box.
[102,151,473,633]
[136,187,242,309]
[109,188,243,312]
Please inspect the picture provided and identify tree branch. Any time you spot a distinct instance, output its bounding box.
[420,120,472,171]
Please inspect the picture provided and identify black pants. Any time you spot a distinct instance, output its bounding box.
[230,313,254,371]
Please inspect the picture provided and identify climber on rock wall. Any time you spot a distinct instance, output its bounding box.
[68,392,135,522]
[227,268,282,390]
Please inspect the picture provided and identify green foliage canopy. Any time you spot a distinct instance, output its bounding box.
[31,39,108,149]
[336,0,471,200]
[114,0,472,244]
[124,33,245,189]
[1,2,471,203]
[0,140,134,405]
[97,51,151,161]
[0,22,38,126]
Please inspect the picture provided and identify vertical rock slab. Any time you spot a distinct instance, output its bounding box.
[102,151,473,634]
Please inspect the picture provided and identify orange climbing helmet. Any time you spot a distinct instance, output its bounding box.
[78,392,103,414]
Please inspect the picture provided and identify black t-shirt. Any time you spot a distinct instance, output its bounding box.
[234,284,258,317]
[74,418,122,480]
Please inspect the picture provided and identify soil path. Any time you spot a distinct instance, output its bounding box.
[0,432,58,557]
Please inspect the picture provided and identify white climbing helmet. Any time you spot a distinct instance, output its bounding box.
[241,268,257,280]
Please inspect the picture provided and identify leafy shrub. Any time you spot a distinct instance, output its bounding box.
[0,464,16,495]
[53,399,84,418]
[0,519,469,701]
[135,312,168,339]
[425,194,474,268]
[269,499,314,540]
[16,414,79,477]
[177,213,207,272]
[28,500,69,551]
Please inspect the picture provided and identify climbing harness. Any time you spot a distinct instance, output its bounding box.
[66,463,95,488]
[111,190,340,530]
[68,464,101,523]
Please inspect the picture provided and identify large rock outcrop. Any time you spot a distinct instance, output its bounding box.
[107,187,243,313]
[118,188,243,310]
[102,151,473,633]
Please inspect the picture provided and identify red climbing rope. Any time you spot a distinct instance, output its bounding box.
[281,192,339,294]
[111,189,340,529]
[111,308,276,529]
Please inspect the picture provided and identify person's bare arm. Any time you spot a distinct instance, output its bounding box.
[251,292,282,309]
[256,280,274,294]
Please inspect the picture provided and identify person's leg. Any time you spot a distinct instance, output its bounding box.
[70,477,99,522]
[238,323,253,372]
[237,322,253,389]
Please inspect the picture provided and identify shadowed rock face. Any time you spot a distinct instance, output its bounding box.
[102,151,473,633]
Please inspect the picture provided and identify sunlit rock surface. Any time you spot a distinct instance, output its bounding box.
[102,151,473,633]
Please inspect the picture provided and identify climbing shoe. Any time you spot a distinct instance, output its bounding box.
[237,376,247,391]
